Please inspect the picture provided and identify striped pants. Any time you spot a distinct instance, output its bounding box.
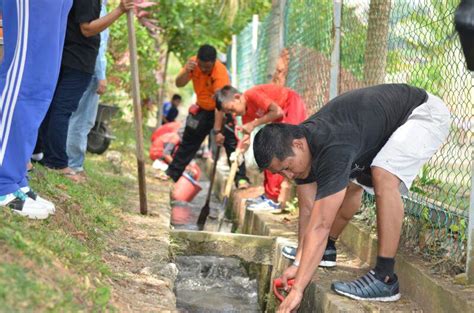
[0,0,72,195]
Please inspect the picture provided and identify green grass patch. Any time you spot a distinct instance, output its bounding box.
[0,124,136,311]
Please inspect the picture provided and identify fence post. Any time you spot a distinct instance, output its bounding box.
[231,35,238,88]
[252,14,259,54]
[467,130,474,283]
[329,0,342,100]
[278,0,286,51]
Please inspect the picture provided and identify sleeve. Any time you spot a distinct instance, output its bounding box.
[244,88,274,113]
[212,63,231,92]
[162,102,171,117]
[314,147,355,200]
[94,3,109,80]
[73,0,97,24]
[167,107,179,122]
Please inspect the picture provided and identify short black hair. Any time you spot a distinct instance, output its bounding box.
[253,124,305,170]
[214,85,240,110]
[197,44,217,62]
[171,94,182,101]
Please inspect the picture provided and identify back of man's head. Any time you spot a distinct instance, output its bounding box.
[197,44,217,62]
[253,124,304,170]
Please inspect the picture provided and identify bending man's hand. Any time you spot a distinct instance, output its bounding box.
[277,287,303,313]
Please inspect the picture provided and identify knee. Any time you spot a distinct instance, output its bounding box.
[372,167,400,198]
[347,182,363,197]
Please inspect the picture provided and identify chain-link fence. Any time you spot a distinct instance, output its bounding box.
[228,0,473,275]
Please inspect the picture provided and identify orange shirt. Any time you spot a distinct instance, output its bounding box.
[180,56,230,111]
[242,84,291,124]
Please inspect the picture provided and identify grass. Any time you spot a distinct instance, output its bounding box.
[0,120,141,312]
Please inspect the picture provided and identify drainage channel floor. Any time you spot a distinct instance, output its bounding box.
[174,255,260,313]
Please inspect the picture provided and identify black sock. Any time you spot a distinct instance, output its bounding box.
[374,256,395,282]
[326,237,337,250]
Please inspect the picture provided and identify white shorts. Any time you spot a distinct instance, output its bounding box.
[352,93,451,195]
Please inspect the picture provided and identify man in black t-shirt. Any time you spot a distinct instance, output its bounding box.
[37,0,133,182]
[253,84,451,310]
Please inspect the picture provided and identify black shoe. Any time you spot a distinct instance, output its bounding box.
[331,270,401,301]
[281,246,337,268]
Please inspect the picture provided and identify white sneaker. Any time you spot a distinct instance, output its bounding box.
[248,198,280,211]
[0,190,49,219]
[20,187,55,214]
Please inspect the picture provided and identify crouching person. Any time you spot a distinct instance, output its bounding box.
[253,84,450,311]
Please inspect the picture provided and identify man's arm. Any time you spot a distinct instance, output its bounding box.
[242,103,284,135]
[176,59,197,87]
[293,183,317,263]
[278,189,346,312]
[80,0,133,37]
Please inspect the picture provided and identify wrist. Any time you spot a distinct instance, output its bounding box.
[291,284,305,295]
[292,259,300,267]
[212,129,222,135]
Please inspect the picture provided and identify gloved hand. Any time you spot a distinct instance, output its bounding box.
[229,151,244,166]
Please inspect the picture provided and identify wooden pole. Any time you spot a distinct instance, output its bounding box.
[127,11,148,215]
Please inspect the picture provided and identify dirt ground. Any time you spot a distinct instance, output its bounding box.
[103,170,178,312]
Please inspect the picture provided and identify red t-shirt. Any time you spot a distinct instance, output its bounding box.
[242,84,291,124]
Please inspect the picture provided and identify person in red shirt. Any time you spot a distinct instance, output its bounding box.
[215,84,307,210]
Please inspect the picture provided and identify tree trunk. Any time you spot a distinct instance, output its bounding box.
[363,0,391,86]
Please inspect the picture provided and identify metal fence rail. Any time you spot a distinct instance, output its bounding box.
[228,0,473,277]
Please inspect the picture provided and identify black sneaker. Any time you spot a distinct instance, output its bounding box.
[331,270,401,302]
[281,245,337,268]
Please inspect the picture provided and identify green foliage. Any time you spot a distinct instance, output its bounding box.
[285,0,333,54]
[105,16,160,108]
[148,0,271,63]
[283,196,299,214]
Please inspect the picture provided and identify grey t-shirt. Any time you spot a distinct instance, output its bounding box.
[295,84,428,200]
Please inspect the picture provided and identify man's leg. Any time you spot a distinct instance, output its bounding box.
[0,0,72,218]
[329,182,364,238]
[284,182,362,263]
[222,114,249,185]
[40,67,92,169]
[67,78,99,172]
[166,110,213,181]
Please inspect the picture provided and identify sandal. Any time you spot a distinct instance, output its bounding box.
[47,167,86,183]
[154,170,172,181]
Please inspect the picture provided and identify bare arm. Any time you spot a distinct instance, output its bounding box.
[176,59,196,87]
[80,0,133,37]
[241,103,284,135]
[295,189,345,291]
[278,189,346,312]
[294,183,317,263]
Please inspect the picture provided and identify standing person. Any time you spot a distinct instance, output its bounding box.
[0,0,73,219]
[253,84,450,310]
[164,44,250,189]
[66,0,109,176]
[215,84,307,210]
[162,94,182,124]
[37,0,133,182]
